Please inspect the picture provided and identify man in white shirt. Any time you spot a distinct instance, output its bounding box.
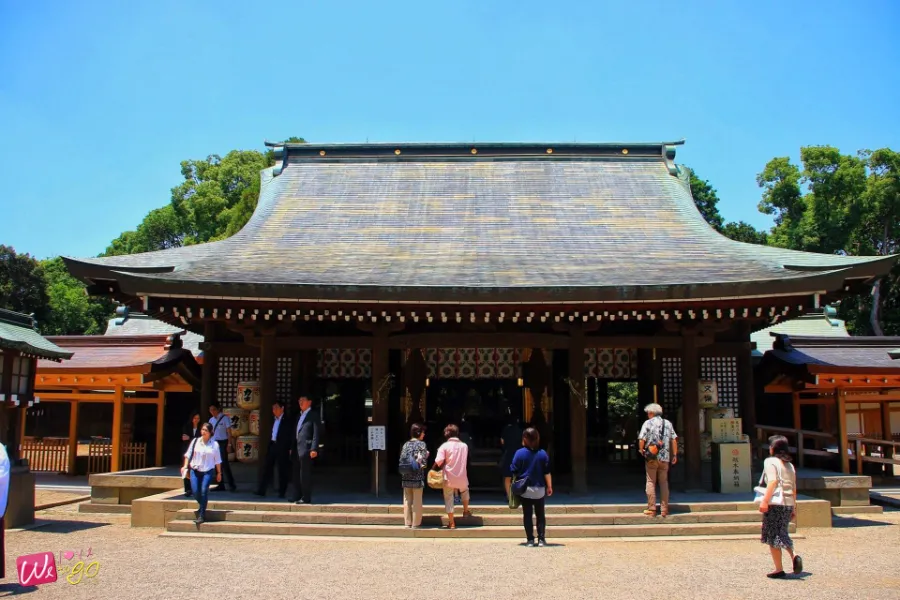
[209,403,236,492]
[255,400,291,498]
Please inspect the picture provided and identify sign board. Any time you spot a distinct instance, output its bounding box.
[367,426,386,451]
[710,418,743,443]
[698,380,718,408]
[712,442,752,494]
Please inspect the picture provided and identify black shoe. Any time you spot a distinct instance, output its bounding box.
[184,492,192,498]
[525,539,535,547]
[294,499,311,505]
[766,571,786,579]
[792,555,803,574]
[538,539,546,547]
[194,517,205,526]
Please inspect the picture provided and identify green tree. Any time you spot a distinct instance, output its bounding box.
[0,245,49,323]
[722,221,769,245]
[39,257,114,335]
[104,137,307,256]
[757,146,899,335]
[688,169,725,231]
[688,167,769,245]
[756,157,806,249]
[607,382,638,421]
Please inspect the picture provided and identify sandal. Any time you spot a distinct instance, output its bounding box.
[766,571,786,579]
[642,509,657,517]
[463,510,473,518]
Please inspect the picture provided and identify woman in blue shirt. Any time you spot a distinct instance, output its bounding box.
[509,427,553,547]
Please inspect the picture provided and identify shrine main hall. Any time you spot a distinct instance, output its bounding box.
[63,141,895,494]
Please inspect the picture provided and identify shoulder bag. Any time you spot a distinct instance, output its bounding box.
[182,438,198,480]
[427,468,444,490]
[753,459,784,505]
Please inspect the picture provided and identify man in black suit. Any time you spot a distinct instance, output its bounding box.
[255,400,292,498]
[290,395,320,504]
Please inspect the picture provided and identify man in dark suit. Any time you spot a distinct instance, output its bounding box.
[255,400,292,498]
[290,395,320,504]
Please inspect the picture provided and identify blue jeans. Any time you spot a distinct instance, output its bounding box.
[190,469,215,518]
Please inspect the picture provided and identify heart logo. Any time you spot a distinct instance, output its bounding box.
[63,551,74,560]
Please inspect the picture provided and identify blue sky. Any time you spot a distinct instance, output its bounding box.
[1,1,898,260]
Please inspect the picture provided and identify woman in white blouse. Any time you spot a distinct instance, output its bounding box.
[182,423,222,525]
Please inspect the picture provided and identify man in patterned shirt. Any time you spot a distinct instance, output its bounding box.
[638,403,677,517]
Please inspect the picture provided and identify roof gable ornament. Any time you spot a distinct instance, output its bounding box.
[889,349,900,361]
[271,145,286,177]
[773,333,794,352]
[663,143,679,176]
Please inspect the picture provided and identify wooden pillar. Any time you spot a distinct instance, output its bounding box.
[568,330,587,494]
[155,393,165,467]
[792,392,802,431]
[371,332,390,495]
[681,333,702,488]
[881,402,893,470]
[111,386,124,472]
[736,342,757,437]
[67,401,78,475]
[835,388,849,474]
[258,333,277,481]
[199,322,217,418]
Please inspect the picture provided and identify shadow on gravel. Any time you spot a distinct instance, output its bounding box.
[31,519,110,534]
[831,516,895,528]
[0,582,39,596]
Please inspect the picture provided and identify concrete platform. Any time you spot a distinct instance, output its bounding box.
[795,468,874,507]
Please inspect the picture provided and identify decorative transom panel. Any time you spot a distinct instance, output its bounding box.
[276,357,293,404]
[425,348,521,379]
[216,356,294,407]
[317,348,372,379]
[701,356,740,415]
[661,356,682,414]
[217,356,260,408]
[584,348,636,379]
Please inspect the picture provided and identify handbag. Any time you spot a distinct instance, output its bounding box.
[427,468,444,490]
[753,460,784,505]
[182,438,198,480]
[508,488,521,509]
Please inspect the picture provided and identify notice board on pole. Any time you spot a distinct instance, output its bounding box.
[368,426,386,451]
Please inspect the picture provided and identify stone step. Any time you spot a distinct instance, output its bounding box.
[831,505,884,516]
[166,519,791,538]
[79,503,133,514]
[160,499,759,515]
[171,508,764,527]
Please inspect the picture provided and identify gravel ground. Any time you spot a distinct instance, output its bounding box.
[3,504,899,600]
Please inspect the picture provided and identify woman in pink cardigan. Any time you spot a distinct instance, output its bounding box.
[433,424,473,529]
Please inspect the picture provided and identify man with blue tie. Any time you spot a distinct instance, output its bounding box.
[290,396,320,504]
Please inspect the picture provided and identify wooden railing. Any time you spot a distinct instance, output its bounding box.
[755,425,838,469]
[121,442,147,471]
[21,437,70,473]
[87,440,147,474]
[850,437,900,475]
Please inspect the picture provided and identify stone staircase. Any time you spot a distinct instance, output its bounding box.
[162,500,797,539]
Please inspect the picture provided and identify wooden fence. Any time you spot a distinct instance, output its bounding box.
[756,425,900,476]
[21,438,70,473]
[87,440,147,474]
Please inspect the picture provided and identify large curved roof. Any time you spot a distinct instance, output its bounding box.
[65,142,896,304]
